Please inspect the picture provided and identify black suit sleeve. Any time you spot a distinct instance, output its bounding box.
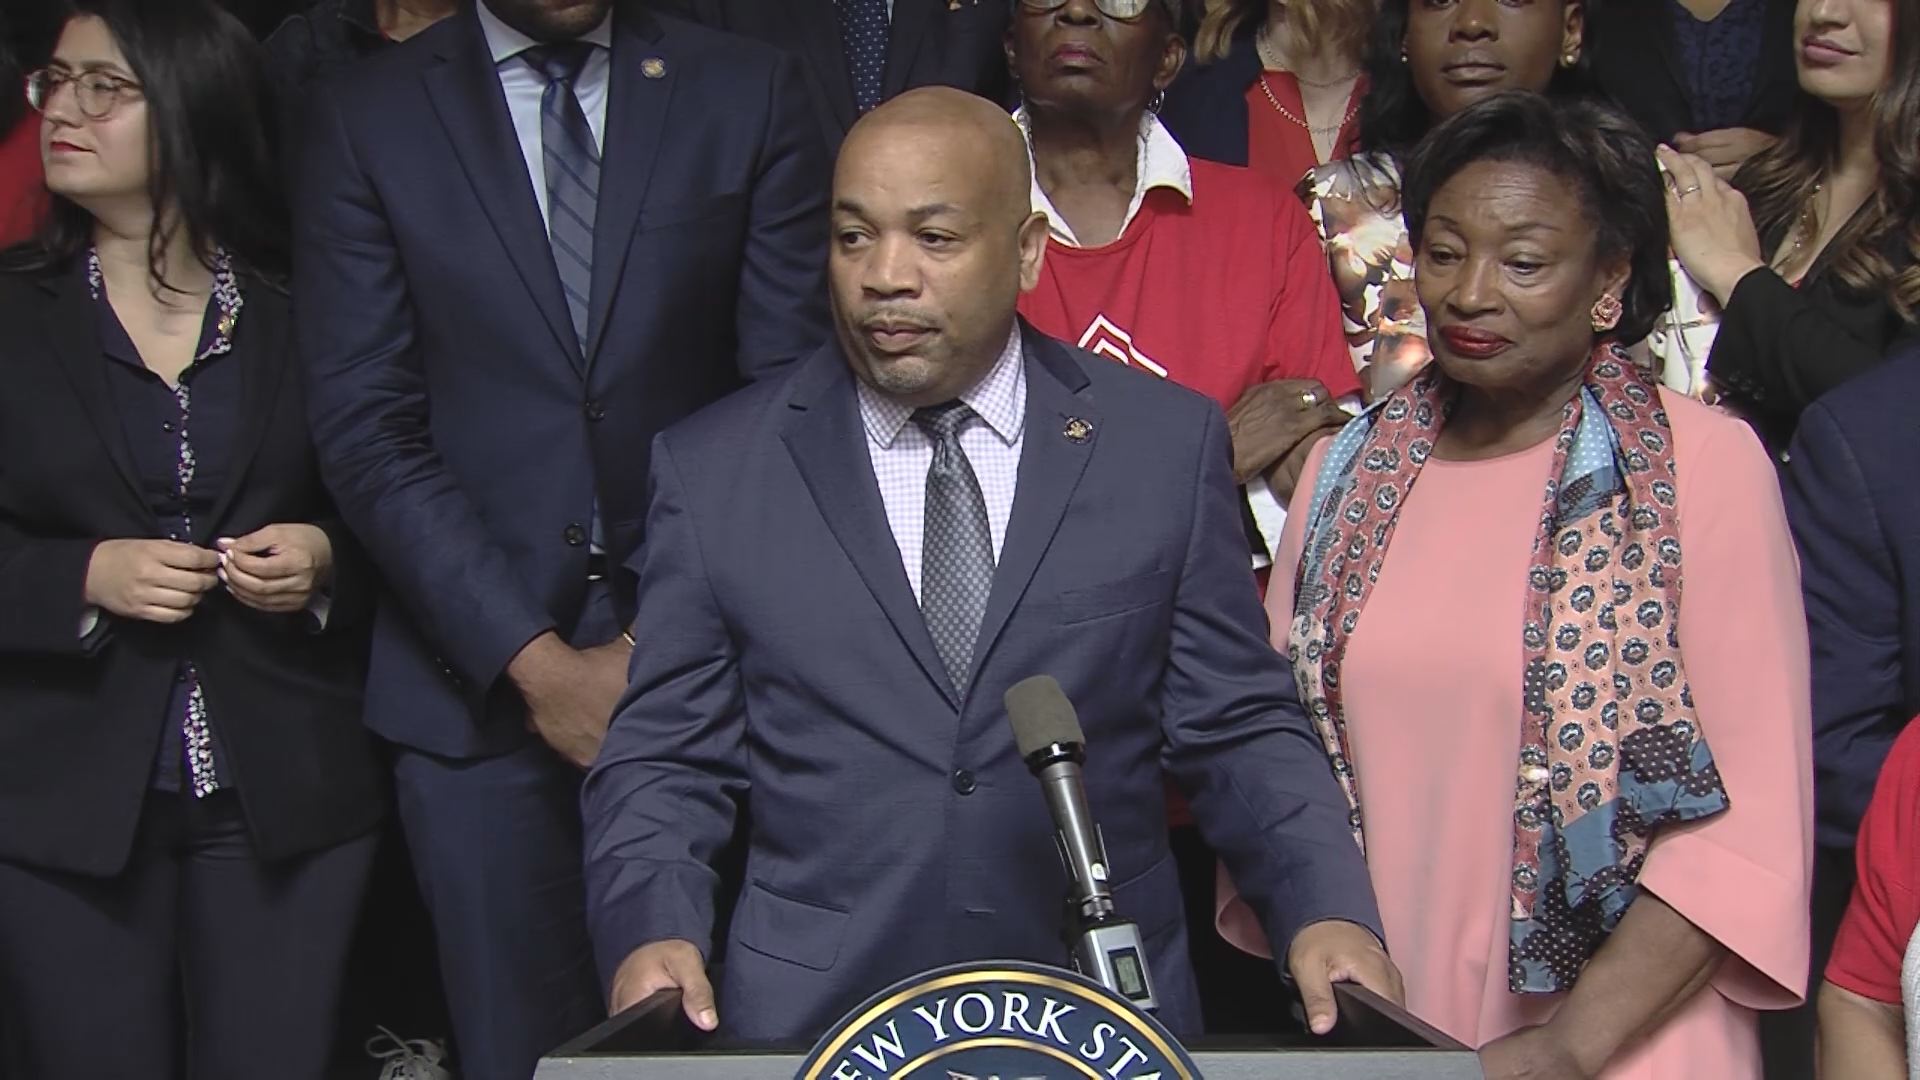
[1785,399,1907,848]
[311,514,376,634]
[0,523,103,658]
[1709,266,1920,419]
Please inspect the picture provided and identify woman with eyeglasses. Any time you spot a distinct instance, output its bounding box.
[1010,0,1360,516]
[0,2,383,1077]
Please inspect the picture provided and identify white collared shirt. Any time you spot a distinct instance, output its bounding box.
[856,325,1027,602]
[1014,106,1194,248]
[476,2,615,231]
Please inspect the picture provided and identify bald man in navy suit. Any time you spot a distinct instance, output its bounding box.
[581,88,1398,1044]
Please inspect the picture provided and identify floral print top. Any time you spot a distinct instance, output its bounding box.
[1296,154,1431,400]
[88,246,244,797]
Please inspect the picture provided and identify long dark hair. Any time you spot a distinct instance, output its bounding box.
[0,0,286,287]
[1401,91,1672,346]
[1355,0,1592,164]
[1734,0,1920,320]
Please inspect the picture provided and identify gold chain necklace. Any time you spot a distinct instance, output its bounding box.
[1256,73,1361,135]
[1771,182,1824,277]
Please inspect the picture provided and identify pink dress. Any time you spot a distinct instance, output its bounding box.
[1219,392,1811,1078]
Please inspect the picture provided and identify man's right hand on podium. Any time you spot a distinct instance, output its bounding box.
[610,940,718,1031]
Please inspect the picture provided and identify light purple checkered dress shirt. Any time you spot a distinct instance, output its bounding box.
[855,326,1027,603]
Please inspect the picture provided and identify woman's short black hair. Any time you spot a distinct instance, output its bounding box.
[1355,0,1594,163]
[1,0,285,285]
[1399,91,1673,345]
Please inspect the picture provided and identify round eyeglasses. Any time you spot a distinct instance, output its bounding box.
[1018,0,1168,20]
[25,68,145,121]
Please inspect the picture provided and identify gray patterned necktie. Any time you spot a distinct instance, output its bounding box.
[522,42,600,354]
[914,401,995,694]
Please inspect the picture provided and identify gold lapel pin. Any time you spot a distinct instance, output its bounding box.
[641,57,667,79]
[1063,417,1093,443]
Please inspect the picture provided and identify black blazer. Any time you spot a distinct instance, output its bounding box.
[1589,0,1798,144]
[0,263,383,878]
[667,0,1011,152]
[1709,229,1920,457]
[1159,30,1262,167]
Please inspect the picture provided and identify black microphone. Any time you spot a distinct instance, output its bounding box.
[1005,675,1160,1012]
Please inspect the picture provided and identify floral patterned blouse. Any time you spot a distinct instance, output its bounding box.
[88,246,245,797]
[1295,154,1431,400]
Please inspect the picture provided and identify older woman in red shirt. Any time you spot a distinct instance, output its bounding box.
[1009,0,1358,522]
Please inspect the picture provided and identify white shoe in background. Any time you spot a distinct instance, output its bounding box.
[366,1025,453,1080]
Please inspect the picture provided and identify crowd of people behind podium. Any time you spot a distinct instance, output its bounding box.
[0,0,1916,1077]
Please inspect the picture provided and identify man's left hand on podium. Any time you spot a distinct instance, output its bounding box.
[1286,919,1406,1036]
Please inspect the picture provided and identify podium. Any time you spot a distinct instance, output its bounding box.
[534,983,1484,1079]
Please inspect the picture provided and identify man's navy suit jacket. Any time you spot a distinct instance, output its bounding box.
[294,2,830,757]
[582,325,1383,1041]
[1786,346,1920,848]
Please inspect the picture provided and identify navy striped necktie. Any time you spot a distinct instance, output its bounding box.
[521,42,601,355]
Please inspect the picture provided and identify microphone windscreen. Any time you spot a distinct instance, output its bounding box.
[1005,675,1085,758]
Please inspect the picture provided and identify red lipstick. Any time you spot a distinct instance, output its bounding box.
[1437,325,1514,360]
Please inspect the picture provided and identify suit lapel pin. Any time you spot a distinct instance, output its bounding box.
[1063,417,1093,443]
[641,57,668,79]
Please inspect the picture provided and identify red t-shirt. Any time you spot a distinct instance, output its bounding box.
[1827,717,1920,1003]
[1022,161,1355,827]
[0,113,48,249]
[1018,158,1360,415]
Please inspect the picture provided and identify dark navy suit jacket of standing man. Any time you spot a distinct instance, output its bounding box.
[292,0,829,1074]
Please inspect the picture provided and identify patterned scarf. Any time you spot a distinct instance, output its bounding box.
[1289,346,1730,994]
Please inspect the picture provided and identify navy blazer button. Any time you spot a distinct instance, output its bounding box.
[951,769,976,795]
[563,523,588,546]
[584,401,605,422]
